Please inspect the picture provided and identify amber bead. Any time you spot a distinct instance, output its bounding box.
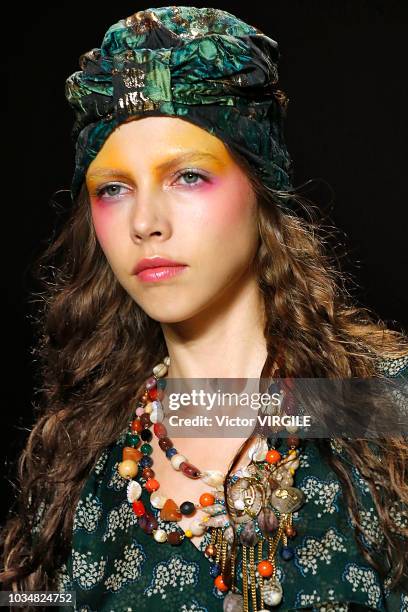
[180,462,201,479]
[285,525,297,538]
[142,467,155,480]
[199,492,215,507]
[122,447,143,463]
[266,449,282,464]
[153,423,167,439]
[257,560,274,577]
[160,498,182,521]
[131,419,143,433]
[158,437,173,451]
[140,413,152,428]
[167,531,183,546]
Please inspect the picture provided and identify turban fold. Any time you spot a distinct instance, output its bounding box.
[65,5,294,201]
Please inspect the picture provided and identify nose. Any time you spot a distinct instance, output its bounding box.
[129,187,170,242]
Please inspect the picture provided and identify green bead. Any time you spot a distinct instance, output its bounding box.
[157,378,167,390]
[125,433,140,447]
[141,443,153,455]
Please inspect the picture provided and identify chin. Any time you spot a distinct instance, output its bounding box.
[141,301,204,324]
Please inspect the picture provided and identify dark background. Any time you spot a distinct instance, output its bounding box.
[2,1,408,523]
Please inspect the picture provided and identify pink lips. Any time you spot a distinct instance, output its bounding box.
[134,257,188,283]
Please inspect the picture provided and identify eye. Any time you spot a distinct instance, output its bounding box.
[173,169,209,187]
[94,183,129,200]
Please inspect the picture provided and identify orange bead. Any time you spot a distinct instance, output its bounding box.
[145,478,160,492]
[199,493,215,507]
[160,498,182,521]
[214,575,229,592]
[131,419,143,433]
[266,449,282,464]
[123,447,143,463]
[257,560,274,577]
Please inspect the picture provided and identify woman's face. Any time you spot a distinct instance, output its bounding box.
[86,116,259,323]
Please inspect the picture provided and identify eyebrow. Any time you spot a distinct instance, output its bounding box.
[87,151,222,179]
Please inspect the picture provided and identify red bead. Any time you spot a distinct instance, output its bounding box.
[214,575,229,592]
[153,423,167,439]
[167,531,183,546]
[148,387,158,400]
[132,500,145,516]
[145,478,160,492]
[199,493,215,507]
[142,467,155,480]
[131,419,143,433]
[266,450,282,464]
[139,511,158,534]
[140,413,152,428]
[158,437,173,451]
[180,462,201,479]
[257,560,274,577]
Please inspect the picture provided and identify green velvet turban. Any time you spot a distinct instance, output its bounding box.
[65,5,294,202]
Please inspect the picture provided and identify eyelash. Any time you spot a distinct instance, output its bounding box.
[94,169,209,200]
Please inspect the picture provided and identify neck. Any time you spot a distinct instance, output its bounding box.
[160,274,268,379]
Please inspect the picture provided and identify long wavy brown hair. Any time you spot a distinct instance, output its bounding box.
[1,142,408,600]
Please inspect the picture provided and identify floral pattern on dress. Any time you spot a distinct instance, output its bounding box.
[102,500,138,542]
[342,562,382,608]
[72,549,107,590]
[73,492,103,533]
[294,588,343,608]
[144,554,200,599]
[298,476,342,517]
[104,539,146,592]
[294,527,348,576]
[107,461,128,490]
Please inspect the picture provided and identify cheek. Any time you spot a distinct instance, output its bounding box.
[200,175,256,237]
[90,203,121,253]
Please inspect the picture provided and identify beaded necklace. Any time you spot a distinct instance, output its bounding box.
[117,356,306,612]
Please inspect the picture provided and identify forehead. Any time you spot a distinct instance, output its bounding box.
[89,115,230,164]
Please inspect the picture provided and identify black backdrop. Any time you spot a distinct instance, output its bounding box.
[2,1,408,523]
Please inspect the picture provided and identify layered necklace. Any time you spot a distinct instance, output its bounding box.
[117,355,306,612]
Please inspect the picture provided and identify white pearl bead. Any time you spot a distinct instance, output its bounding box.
[126,480,142,503]
[150,407,164,424]
[153,529,167,543]
[170,454,187,470]
[200,470,224,487]
[234,499,245,511]
[150,492,166,509]
[163,356,170,366]
[153,363,168,377]
[189,519,206,536]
